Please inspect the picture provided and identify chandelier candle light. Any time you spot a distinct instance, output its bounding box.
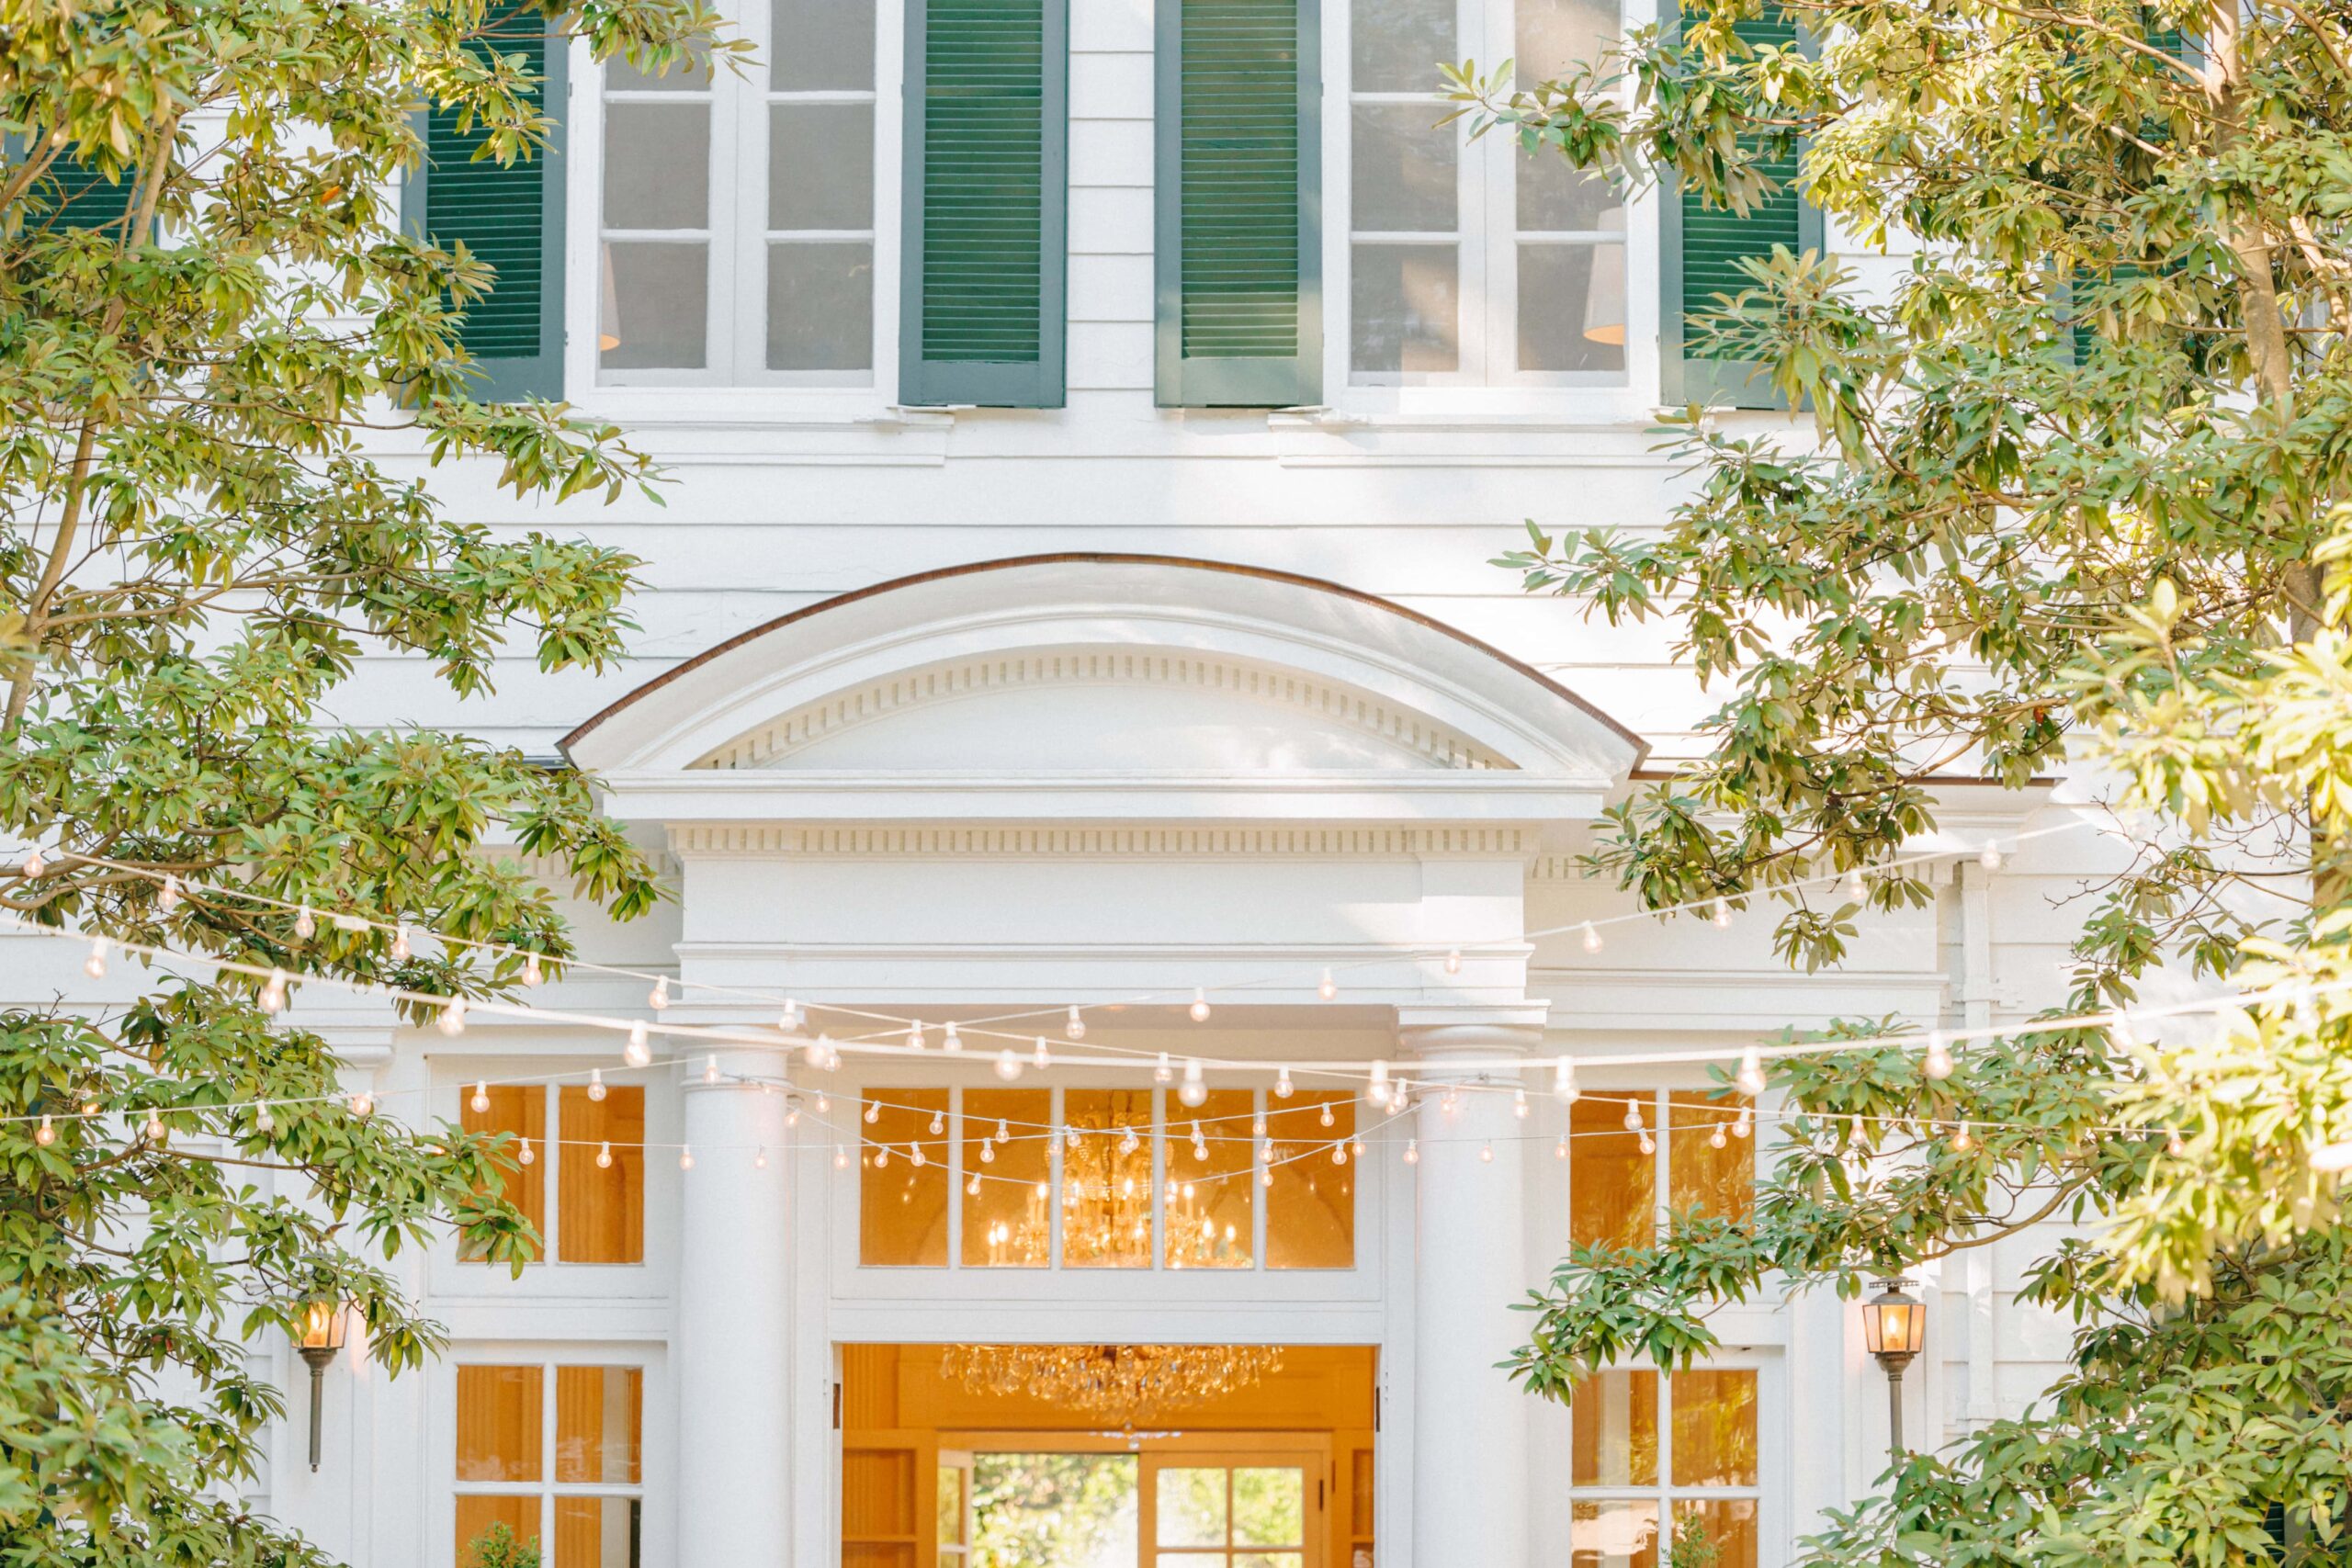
[938,1343,1283,1427]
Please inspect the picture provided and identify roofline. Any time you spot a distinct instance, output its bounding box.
[560,552,1653,767]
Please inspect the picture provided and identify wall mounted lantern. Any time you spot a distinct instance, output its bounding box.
[1860,1277,1927,1460]
[294,1298,348,1472]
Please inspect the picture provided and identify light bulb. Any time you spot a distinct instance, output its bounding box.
[1188,987,1210,1023]
[20,850,44,877]
[1710,1124,1728,1150]
[2165,1127,2186,1157]
[1553,1055,1578,1104]
[1736,1046,1768,1098]
[995,1048,1024,1082]
[518,1134,535,1165]
[1318,1101,1335,1129]
[1637,1132,1656,1155]
[1253,1113,1268,1136]
[259,968,288,1013]
[1351,1134,1365,1157]
[1513,1089,1530,1120]
[522,953,543,987]
[909,1021,926,1052]
[1193,1140,1208,1163]
[981,1140,995,1163]
[1711,897,1733,929]
[704,1055,720,1084]
[1179,1059,1206,1108]
[755,1145,768,1169]
[780,998,801,1031]
[293,906,317,940]
[929,1111,945,1136]
[588,1069,606,1102]
[1065,1125,1081,1151]
[1066,1005,1085,1041]
[1555,1134,1568,1159]
[1154,1053,1174,1086]
[864,1100,880,1124]
[35,1115,54,1147]
[84,937,109,979]
[875,1145,890,1168]
[1317,969,1336,1001]
[816,1091,831,1113]
[145,1111,166,1141]
[1275,1067,1294,1100]
[1261,1137,1274,1164]
[1950,1122,1973,1153]
[680,1146,695,1170]
[786,1098,801,1128]
[648,976,670,1010]
[967,1173,981,1196]
[943,1022,962,1054]
[834,1145,849,1169]
[1923,1032,1955,1080]
[1479,1142,1494,1164]
[624,1020,650,1066]
[1580,921,1602,953]
[1033,1037,1051,1069]
[390,924,411,961]
[994,1119,1009,1144]
[438,997,467,1037]
[1332,1143,1348,1166]
[1842,867,1866,902]
[1444,950,1462,975]
[256,1100,275,1134]
[159,874,182,909]
[1404,1139,1419,1164]
[470,1080,490,1114]
[1979,840,2004,871]
[596,1141,613,1169]
[1733,1107,1752,1139]
[911,1144,927,1168]
[1623,1100,1645,1133]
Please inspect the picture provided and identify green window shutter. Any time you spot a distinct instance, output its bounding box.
[403,6,568,402]
[41,154,137,233]
[900,0,1068,407]
[1154,0,1322,409]
[1659,7,1822,411]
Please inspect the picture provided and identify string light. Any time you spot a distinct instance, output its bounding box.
[390,924,411,961]
[19,850,44,877]
[259,968,288,1013]
[1404,1138,1419,1164]
[1331,1142,1348,1166]
[1736,1047,1767,1098]
[623,1020,649,1066]
[1154,1053,1174,1086]
[587,1068,607,1102]
[1623,1100,1645,1133]
[864,1100,880,1125]
[834,1145,849,1169]
[909,1021,927,1052]
[911,1144,928,1168]
[649,976,670,1010]
[1318,1101,1335,1129]
[1275,1067,1294,1100]
[158,874,182,909]
[595,1141,614,1169]
[1979,840,2004,871]
[1554,1133,1567,1159]
[144,1110,166,1141]
[1179,1059,1208,1108]
[967,1172,982,1195]
[1553,1055,1578,1104]
[1923,1032,1955,1081]
[786,1097,801,1128]
[1581,921,1601,953]
[980,1140,996,1164]
[1733,1105,1752,1139]
[755,1145,768,1169]
[2165,1127,2186,1157]
[816,1091,831,1113]
[1637,1128,1657,1155]
[1066,1005,1086,1041]
[993,1046,1024,1081]
[929,1111,946,1136]
[439,997,468,1037]
[944,1022,963,1054]
[522,953,543,987]
[1189,987,1211,1023]
[1033,1037,1051,1070]
[1842,867,1866,902]
[704,1055,720,1084]
[84,937,108,979]
[348,1090,373,1118]
[1709,1121,1729,1150]
[470,1080,490,1114]
[294,906,317,940]
[34,1115,54,1146]
[1317,969,1338,1001]
[1950,1122,1974,1153]
[876,1145,890,1168]
[995,1119,1009,1144]
[1445,950,1462,974]
[1367,1060,1391,1110]
[518,1134,535,1164]
[1479,1142,1494,1163]
[1711,897,1733,929]
[680,1145,695,1170]
[1513,1089,1530,1120]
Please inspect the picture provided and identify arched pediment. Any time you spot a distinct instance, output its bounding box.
[563,557,1645,815]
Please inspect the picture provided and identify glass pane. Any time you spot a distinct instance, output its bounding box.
[1668,1092,1755,1223]
[974,1453,1138,1564]
[767,242,875,371]
[556,1366,642,1483]
[456,1365,542,1482]
[1519,154,1620,232]
[1569,1090,1653,1249]
[600,242,708,369]
[1571,1499,1659,1568]
[1157,1467,1228,1546]
[1167,1089,1255,1269]
[602,103,709,230]
[768,104,875,230]
[860,1088,951,1266]
[772,0,875,88]
[1233,1468,1305,1547]
[1352,244,1460,374]
[1516,0,1619,87]
[554,1495,641,1568]
[457,1495,540,1568]
[461,1085,544,1261]
[1671,1368,1759,1487]
[559,1085,645,1264]
[1063,1089,1155,1268]
[605,41,712,90]
[964,1089,1053,1268]
[937,1464,967,1547]
[1351,0,1454,91]
[1350,104,1457,231]
[1672,1499,1758,1568]
[1519,243,1626,372]
[1266,1093,1357,1269]
[1238,1556,1306,1568]
[1159,1559,1225,1568]
[1570,1369,1657,1486]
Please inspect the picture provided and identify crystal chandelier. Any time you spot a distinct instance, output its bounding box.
[939,1344,1283,1424]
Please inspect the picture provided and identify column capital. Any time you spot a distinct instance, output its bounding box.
[1394,1002,1550,1060]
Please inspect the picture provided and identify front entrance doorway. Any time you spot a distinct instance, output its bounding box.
[841,1346,1374,1568]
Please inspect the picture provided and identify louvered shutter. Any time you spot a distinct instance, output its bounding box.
[40,154,137,233]
[1659,6,1821,410]
[1154,0,1322,408]
[900,0,1067,407]
[403,6,568,401]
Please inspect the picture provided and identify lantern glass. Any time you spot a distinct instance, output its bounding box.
[1861,1280,1925,1358]
[297,1300,348,1352]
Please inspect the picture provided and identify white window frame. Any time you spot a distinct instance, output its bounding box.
[1559,1353,1781,1568]
[565,5,904,412]
[435,1345,671,1568]
[1328,0,1662,414]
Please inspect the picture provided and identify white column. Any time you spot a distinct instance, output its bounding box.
[678,1050,792,1567]
[1400,1008,1545,1568]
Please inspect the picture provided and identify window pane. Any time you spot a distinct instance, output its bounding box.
[602,103,709,230]
[1351,243,1459,375]
[1571,1499,1659,1568]
[605,42,712,90]
[1519,154,1621,232]
[1671,1368,1759,1487]
[1234,1468,1305,1547]
[1516,0,1618,87]
[1519,243,1626,371]
[1266,1093,1355,1269]
[601,242,708,369]
[1238,1556,1305,1568]
[461,1085,544,1262]
[963,1088,1052,1268]
[1167,1089,1254,1269]
[1668,1092,1754,1223]
[937,1464,967,1547]
[555,1496,642,1568]
[1569,1091,1653,1250]
[1672,1499,1758,1568]
[772,0,875,88]
[456,1365,542,1482]
[766,242,875,371]
[861,1088,951,1266]
[556,1366,642,1483]
[1157,1468,1228,1546]
[1351,103,1457,231]
[458,1495,540,1568]
[559,1085,645,1264]
[1351,0,1454,91]
[1063,1089,1155,1268]
[768,104,875,230]
[1570,1369,1657,1486]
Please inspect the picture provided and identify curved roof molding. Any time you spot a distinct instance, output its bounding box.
[564,556,1645,823]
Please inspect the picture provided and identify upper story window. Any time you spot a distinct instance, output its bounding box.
[1347,0,1627,384]
[856,1086,1359,1271]
[1567,1089,1753,1251]
[596,0,877,384]
[463,1081,645,1264]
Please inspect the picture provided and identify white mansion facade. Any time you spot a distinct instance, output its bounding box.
[7,1,2119,1565]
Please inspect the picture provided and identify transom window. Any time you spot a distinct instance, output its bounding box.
[462,1082,645,1264]
[454,1362,644,1568]
[1568,1365,1760,1568]
[596,0,877,384]
[1348,0,1628,383]
[856,1087,1358,1271]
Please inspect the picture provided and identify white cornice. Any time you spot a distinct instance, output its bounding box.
[665,823,1542,858]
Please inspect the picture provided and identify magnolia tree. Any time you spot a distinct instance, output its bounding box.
[0,0,729,1559]
[1454,0,2352,1561]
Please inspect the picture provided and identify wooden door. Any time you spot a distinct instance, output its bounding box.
[1139,1446,1325,1568]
